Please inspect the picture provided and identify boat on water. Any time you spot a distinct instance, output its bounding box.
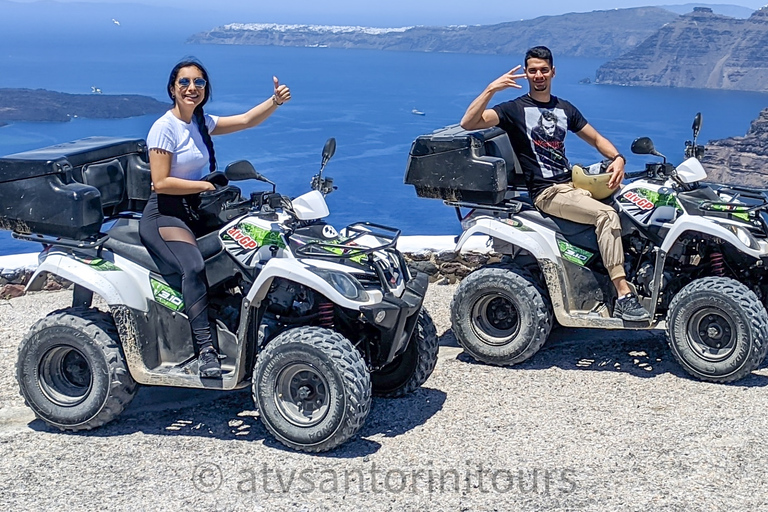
[411,109,425,116]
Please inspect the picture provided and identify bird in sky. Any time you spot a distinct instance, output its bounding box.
[112,19,121,26]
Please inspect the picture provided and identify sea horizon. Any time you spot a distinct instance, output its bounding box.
[1,36,767,256]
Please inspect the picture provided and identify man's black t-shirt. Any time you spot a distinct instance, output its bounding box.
[493,95,587,201]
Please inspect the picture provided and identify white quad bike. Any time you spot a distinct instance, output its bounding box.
[3,137,437,452]
[406,114,768,383]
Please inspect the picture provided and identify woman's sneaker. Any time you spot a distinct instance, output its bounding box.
[198,348,222,378]
[614,293,651,322]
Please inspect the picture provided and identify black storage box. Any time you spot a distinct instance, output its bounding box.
[404,124,524,205]
[0,137,151,240]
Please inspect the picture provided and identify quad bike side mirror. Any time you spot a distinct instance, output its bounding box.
[631,136,666,162]
[631,137,655,155]
[685,112,706,160]
[312,137,338,196]
[692,112,702,140]
[225,160,275,191]
[321,137,336,167]
[225,160,259,181]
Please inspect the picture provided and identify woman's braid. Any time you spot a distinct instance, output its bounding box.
[193,106,216,173]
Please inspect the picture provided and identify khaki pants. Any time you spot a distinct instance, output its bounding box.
[534,182,626,280]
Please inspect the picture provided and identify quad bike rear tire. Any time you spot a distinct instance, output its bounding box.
[451,265,553,366]
[253,326,371,452]
[667,277,768,383]
[16,307,137,431]
[371,308,439,397]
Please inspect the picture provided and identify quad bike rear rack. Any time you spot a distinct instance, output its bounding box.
[12,231,110,251]
[445,197,532,222]
[9,213,143,253]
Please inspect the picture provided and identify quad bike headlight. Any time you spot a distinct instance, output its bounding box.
[722,223,760,251]
[309,268,370,301]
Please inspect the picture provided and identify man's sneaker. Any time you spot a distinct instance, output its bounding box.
[614,293,651,322]
[198,348,222,378]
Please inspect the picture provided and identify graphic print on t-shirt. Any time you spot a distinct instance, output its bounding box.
[525,107,568,178]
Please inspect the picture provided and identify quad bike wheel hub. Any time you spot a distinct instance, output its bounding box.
[275,363,330,427]
[689,309,735,361]
[472,294,521,345]
[38,345,92,407]
[705,324,723,340]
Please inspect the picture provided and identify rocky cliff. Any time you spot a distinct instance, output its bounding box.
[702,108,768,188]
[0,89,167,126]
[188,7,679,59]
[596,7,768,92]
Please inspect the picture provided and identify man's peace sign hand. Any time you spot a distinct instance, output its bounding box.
[487,65,527,93]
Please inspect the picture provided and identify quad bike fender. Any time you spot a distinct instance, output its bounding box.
[661,217,768,258]
[245,258,381,310]
[455,216,559,261]
[26,252,148,311]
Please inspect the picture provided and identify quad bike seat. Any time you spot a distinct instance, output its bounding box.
[496,191,602,253]
[105,218,223,276]
[516,209,600,253]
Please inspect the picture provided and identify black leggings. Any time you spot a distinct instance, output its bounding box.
[139,193,213,353]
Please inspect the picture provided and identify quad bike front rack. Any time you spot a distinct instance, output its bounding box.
[293,222,408,293]
[702,183,768,232]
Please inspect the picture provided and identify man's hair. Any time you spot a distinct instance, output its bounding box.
[525,46,553,67]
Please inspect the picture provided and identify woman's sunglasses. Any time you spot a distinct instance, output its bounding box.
[177,77,207,89]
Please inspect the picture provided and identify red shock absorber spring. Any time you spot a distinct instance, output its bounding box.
[710,251,725,277]
[318,302,335,329]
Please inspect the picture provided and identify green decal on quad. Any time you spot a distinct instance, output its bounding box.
[557,240,593,266]
[150,278,184,312]
[503,218,534,232]
[708,203,751,222]
[625,188,682,211]
[73,256,121,271]
[320,239,368,264]
[223,222,286,249]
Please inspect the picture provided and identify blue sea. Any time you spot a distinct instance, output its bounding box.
[1,32,767,256]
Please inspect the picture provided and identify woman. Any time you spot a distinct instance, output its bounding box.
[139,59,291,378]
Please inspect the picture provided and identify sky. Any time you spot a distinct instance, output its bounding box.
[7,0,768,26]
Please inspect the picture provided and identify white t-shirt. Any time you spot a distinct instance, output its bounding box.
[146,110,219,181]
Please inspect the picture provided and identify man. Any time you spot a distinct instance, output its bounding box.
[460,45,650,321]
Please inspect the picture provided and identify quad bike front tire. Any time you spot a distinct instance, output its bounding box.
[16,307,137,431]
[451,265,553,366]
[253,326,371,452]
[371,308,439,398]
[667,277,768,383]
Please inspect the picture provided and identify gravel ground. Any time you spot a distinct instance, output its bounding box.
[2,285,768,511]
